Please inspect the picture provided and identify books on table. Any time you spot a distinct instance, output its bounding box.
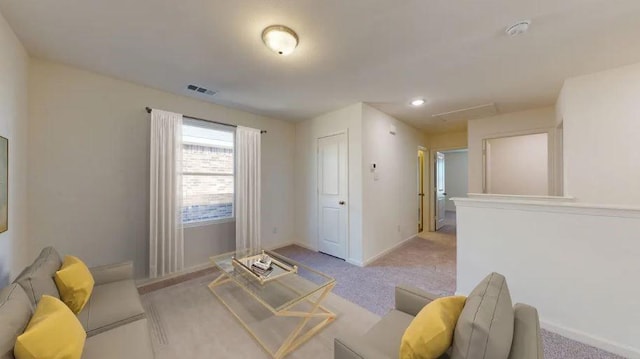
[251,263,273,277]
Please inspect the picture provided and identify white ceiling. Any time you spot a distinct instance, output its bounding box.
[2,0,640,133]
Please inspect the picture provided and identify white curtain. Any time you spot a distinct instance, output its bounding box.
[235,126,261,255]
[149,109,184,278]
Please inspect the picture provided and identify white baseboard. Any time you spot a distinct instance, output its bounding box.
[346,258,364,267]
[362,233,417,266]
[272,235,416,269]
[265,241,295,250]
[135,261,215,287]
[541,320,640,359]
[291,241,318,252]
[452,289,640,358]
[269,240,318,252]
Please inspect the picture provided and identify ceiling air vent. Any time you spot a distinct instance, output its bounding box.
[187,84,216,96]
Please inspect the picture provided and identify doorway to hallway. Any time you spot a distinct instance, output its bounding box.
[430,149,468,234]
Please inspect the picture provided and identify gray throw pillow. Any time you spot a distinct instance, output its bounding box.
[451,272,514,359]
[14,247,62,307]
[0,284,33,359]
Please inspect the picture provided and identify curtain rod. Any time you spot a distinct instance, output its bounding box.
[145,107,267,134]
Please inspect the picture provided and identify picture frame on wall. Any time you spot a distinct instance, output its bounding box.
[0,136,7,233]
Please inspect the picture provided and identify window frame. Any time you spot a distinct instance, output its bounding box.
[181,119,235,227]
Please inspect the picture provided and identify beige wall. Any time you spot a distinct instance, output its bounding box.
[467,107,557,194]
[295,103,428,265]
[485,133,549,195]
[28,59,296,278]
[455,198,640,358]
[428,131,467,150]
[361,104,428,263]
[294,103,363,264]
[0,12,29,286]
[559,62,640,205]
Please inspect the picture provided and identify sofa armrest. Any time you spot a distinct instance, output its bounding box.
[334,335,389,359]
[90,261,134,285]
[508,303,544,359]
[395,285,440,316]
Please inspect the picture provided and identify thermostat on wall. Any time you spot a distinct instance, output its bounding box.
[389,125,397,135]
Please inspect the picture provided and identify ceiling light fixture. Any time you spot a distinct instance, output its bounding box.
[410,99,426,107]
[262,25,299,56]
[505,20,531,37]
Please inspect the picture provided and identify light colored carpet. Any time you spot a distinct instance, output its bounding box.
[141,273,380,358]
[141,208,623,359]
[275,234,456,317]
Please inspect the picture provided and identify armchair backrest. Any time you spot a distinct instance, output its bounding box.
[451,273,514,359]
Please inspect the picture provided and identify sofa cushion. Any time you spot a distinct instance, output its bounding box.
[14,295,86,359]
[400,296,466,359]
[76,280,145,336]
[0,284,33,359]
[451,272,514,359]
[82,319,154,359]
[55,256,95,314]
[363,309,414,358]
[14,247,62,307]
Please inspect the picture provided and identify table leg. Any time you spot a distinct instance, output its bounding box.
[209,277,336,359]
[273,283,336,358]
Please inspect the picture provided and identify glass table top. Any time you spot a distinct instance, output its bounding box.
[210,249,335,312]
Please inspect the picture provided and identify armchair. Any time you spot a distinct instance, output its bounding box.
[335,273,543,359]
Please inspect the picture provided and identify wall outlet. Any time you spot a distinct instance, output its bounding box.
[397,225,401,232]
[272,227,278,234]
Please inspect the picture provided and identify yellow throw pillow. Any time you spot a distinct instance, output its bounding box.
[14,295,86,359]
[54,255,95,313]
[400,296,467,359]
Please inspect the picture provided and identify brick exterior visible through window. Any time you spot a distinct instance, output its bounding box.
[182,130,234,224]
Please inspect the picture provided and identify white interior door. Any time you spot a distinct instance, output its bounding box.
[435,152,446,230]
[318,133,348,259]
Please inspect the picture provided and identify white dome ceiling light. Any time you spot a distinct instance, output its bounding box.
[262,25,299,56]
[410,98,426,107]
[506,20,531,37]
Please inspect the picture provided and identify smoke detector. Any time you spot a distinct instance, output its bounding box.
[505,20,531,37]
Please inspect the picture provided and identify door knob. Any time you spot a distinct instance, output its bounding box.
[443,193,447,196]
[339,201,345,205]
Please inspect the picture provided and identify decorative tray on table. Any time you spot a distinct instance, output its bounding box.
[232,250,297,284]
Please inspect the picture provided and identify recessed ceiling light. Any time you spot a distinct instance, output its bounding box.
[262,25,299,56]
[506,20,531,37]
[410,99,426,107]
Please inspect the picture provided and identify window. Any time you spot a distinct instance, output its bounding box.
[182,119,234,225]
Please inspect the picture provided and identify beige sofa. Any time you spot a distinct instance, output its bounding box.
[0,247,154,359]
[335,273,543,359]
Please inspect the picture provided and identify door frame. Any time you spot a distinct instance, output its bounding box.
[428,146,467,232]
[316,129,349,259]
[417,146,427,232]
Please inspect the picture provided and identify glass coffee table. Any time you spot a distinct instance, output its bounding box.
[208,249,336,358]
